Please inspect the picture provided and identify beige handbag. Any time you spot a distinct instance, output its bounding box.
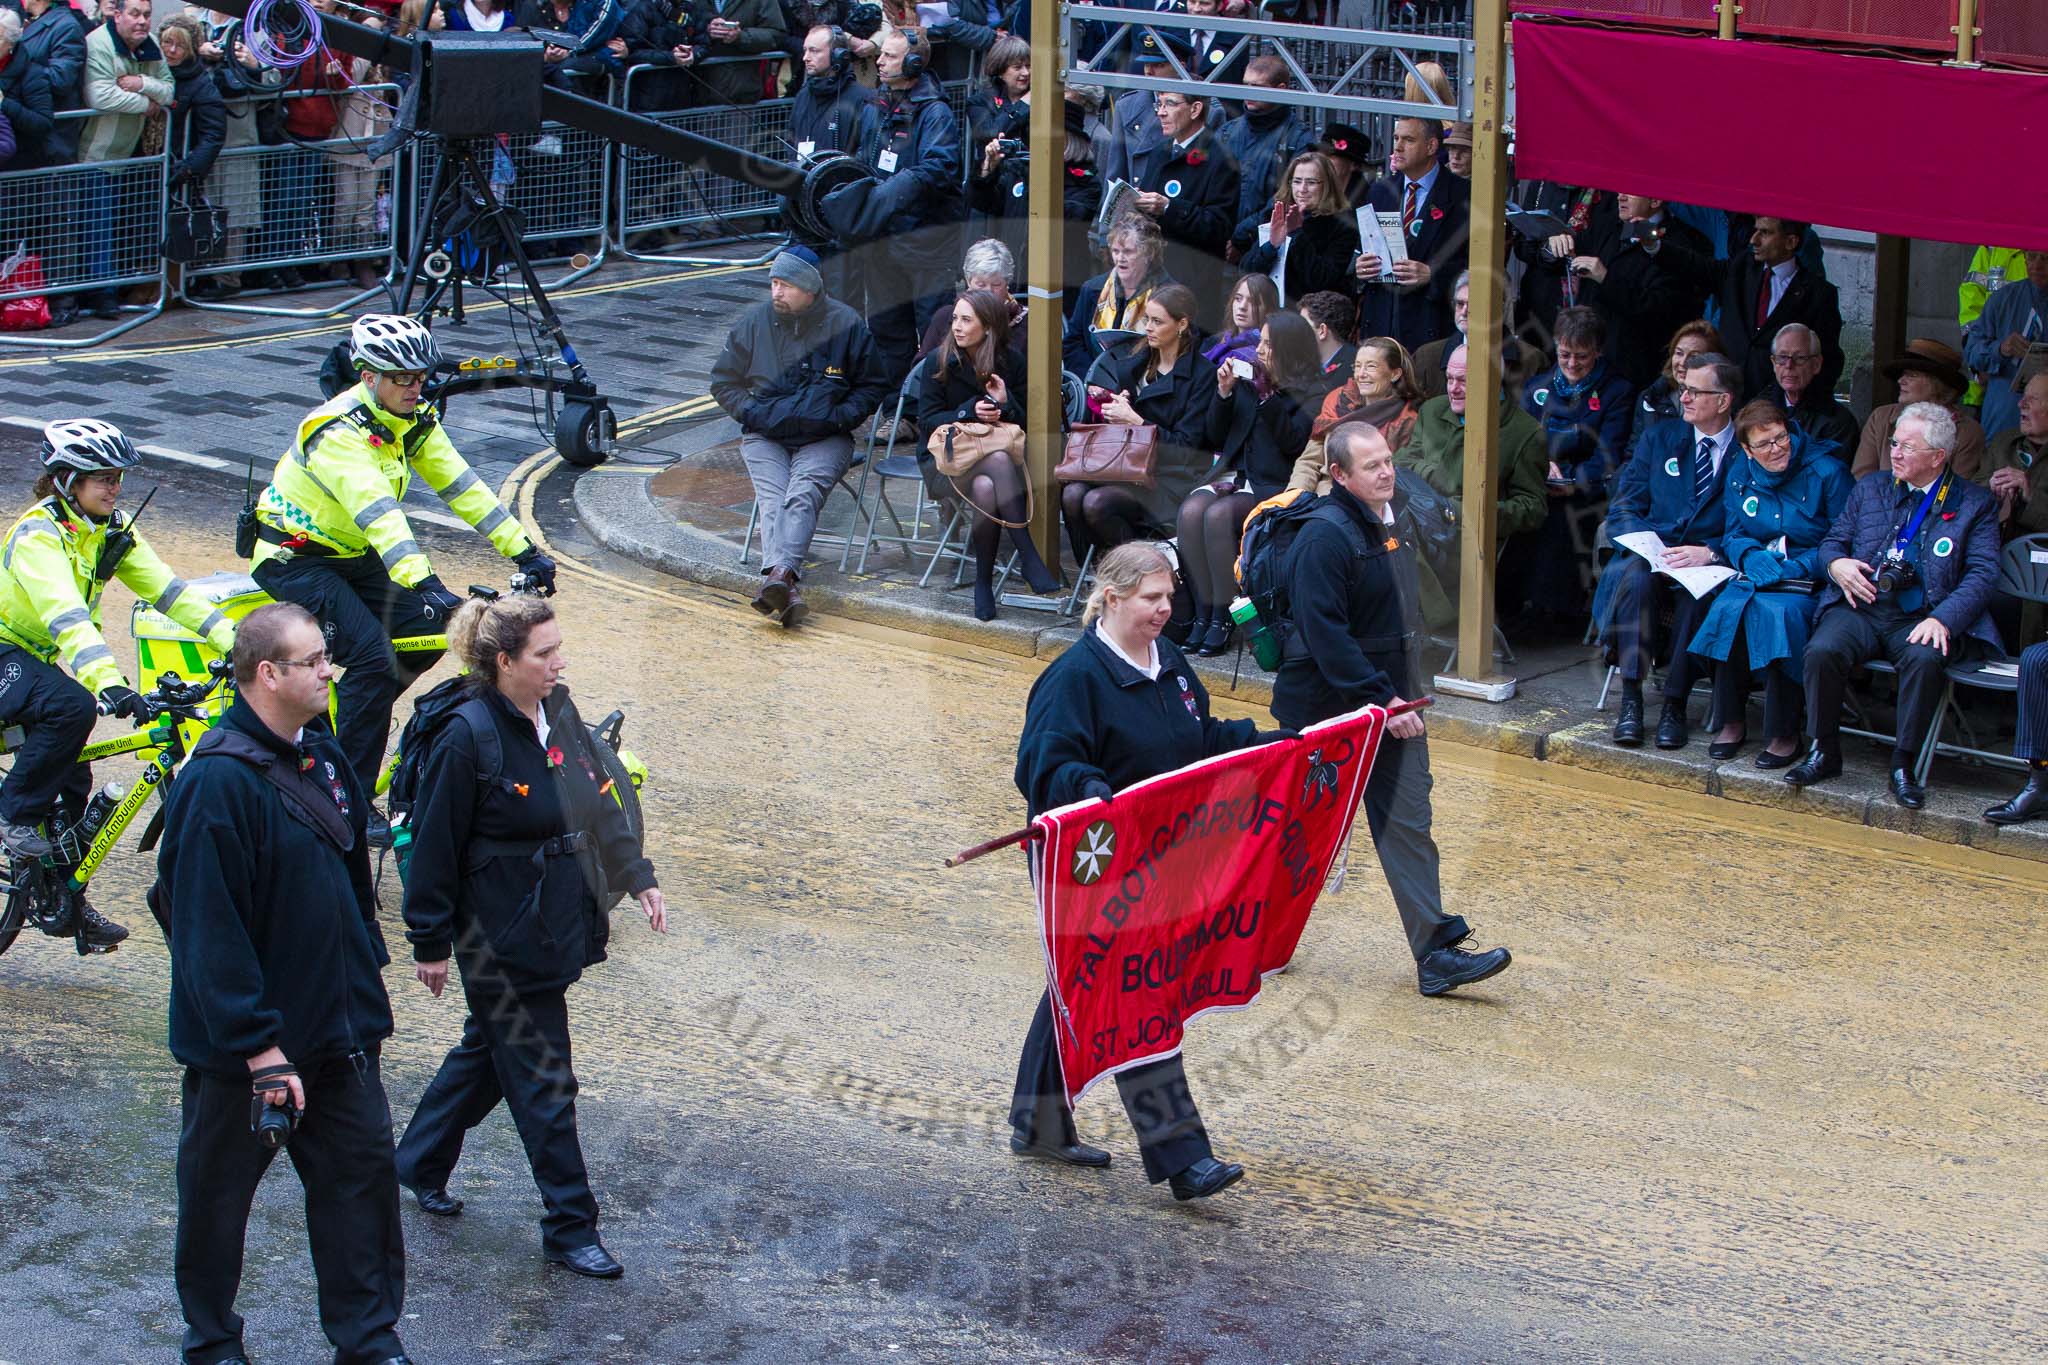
[927,421,1032,528]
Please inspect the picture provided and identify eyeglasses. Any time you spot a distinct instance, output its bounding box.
[1888,438,1930,456]
[269,650,331,671]
[1771,351,1819,365]
[1679,385,1725,401]
[1152,97,1188,110]
[1748,433,1792,452]
[382,371,427,389]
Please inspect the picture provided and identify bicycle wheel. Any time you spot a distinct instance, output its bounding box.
[0,876,26,957]
[585,724,642,913]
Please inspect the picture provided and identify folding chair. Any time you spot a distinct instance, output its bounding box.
[739,441,869,568]
[843,355,942,574]
[1918,532,2048,777]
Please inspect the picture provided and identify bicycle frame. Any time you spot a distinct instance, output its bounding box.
[62,723,184,890]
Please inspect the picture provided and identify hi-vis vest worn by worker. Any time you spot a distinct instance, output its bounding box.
[0,495,236,695]
[252,381,531,587]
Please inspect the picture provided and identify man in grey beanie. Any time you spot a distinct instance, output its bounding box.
[709,245,890,624]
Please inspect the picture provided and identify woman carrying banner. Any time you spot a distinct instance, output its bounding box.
[1010,541,1287,1201]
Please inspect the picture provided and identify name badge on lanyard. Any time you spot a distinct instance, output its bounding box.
[878,149,900,174]
[797,139,817,158]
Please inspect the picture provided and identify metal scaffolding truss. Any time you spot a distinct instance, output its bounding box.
[1061,5,1476,122]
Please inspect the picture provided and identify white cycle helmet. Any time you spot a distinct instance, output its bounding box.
[349,313,442,373]
[41,418,142,477]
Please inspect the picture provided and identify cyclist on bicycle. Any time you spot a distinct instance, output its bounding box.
[0,419,240,951]
[250,314,557,841]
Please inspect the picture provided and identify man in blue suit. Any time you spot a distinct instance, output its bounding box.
[1352,117,1470,356]
[1598,353,1742,749]
[1788,401,2005,808]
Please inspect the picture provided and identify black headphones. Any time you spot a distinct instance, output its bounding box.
[827,25,852,77]
[899,29,929,80]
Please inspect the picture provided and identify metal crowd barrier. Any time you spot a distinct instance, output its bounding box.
[612,61,792,267]
[0,110,169,350]
[183,83,407,319]
[413,117,613,291]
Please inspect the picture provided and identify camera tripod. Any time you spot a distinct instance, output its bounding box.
[391,135,616,466]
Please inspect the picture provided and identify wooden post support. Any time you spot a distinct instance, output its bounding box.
[1954,0,1980,65]
[1872,235,1912,407]
[1716,0,1738,40]
[1022,0,1067,567]
[1447,0,1513,701]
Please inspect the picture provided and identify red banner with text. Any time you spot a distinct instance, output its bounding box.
[1035,704,1386,1104]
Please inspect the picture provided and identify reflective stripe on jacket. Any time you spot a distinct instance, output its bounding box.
[0,496,233,694]
[252,381,531,586]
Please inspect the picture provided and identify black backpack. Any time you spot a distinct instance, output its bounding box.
[386,678,506,881]
[1234,488,1328,660]
[1393,467,1461,581]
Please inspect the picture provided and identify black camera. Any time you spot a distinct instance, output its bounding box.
[994,139,1028,159]
[842,2,884,39]
[251,1095,301,1150]
[1873,547,1918,598]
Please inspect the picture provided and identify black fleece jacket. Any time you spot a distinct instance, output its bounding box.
[162,698,392,1079]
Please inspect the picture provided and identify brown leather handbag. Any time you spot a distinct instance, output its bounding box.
[1056,423,1159,488]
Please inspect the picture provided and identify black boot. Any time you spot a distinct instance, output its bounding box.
[70,891,128,954]
[1984,767,2048,826]
[972,575,997,621]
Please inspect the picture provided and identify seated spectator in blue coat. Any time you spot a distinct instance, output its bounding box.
[1594,352,1742,751]
[1961,251,2048,441]
[1064,213,1171,378]
[1624,320,1722,465]
[1513,306,1634,627]
[1787,402,2005,809]
[1687,401,1852,767]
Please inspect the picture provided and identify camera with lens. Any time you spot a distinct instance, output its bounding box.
[1873,547,1918,599]
[842,2,884,39]
[994,138,1028,161]
[250,1094,301,1150]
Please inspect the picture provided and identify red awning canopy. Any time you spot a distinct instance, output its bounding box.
[1511,20,2048,249]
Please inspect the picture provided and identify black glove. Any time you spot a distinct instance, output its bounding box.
[514,545,558,596]
[414,575,464,624]
[98,685,151,722]
[1081,778,1114,807]
[1260,728,1301,745]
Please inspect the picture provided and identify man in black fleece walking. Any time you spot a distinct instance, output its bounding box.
[158,602,412,1365]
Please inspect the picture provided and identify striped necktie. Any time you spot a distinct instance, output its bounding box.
[1403,180,1421,232]
[1695,437,1716,504]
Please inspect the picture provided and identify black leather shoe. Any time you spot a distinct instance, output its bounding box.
[1194,622,1234,657]
[547,1242,623,1278]
[1612,695,1645,747]
[1168,1156,1245,1202]
[1706,731,1745,761]
[1754,740,1802,770]
[1655,702,1689,750]
[411,1185,463,1216]
[1784,742,1841,787]
[1417,942,1513,997]
[1985,771,2048,826]
[1010,1132,1112,1167]
[1888,767,1926,810]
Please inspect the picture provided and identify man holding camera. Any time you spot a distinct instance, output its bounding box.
[1789,402,2003,807]
[160,602,412,1365]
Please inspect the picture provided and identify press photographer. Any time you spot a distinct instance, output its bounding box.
[158,602,413,1365]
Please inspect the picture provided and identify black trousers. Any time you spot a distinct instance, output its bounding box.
[1803,604,1948,766]
[849,222,961,389]
[253,553,444,795]
[2019,641,2048,763]
[0,645,94,828]
[1704,624,1801,739]
[174,1052,405,1365]
[394,981,599,1253]
[1010,992,1214,1184]
[1360,734,1471,962]
[1606,555,1714,701]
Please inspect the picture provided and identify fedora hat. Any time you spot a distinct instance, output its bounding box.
[1881,338,1968,397]
[1444,122,1473,149]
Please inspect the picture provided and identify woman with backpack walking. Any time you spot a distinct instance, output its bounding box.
[394,594,664,1279]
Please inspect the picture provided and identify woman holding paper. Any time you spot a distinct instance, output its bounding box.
[1010,542,1277,1201]
[1687,401,1852,765]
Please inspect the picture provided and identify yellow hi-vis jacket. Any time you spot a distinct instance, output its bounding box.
[0,495,235,695]
[251,382,531,586]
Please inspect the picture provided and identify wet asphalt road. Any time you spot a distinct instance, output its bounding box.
[1,446,2045,1364]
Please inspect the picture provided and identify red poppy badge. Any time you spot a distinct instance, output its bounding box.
[1186,149,1206,167]
[1429,205,1445,221]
